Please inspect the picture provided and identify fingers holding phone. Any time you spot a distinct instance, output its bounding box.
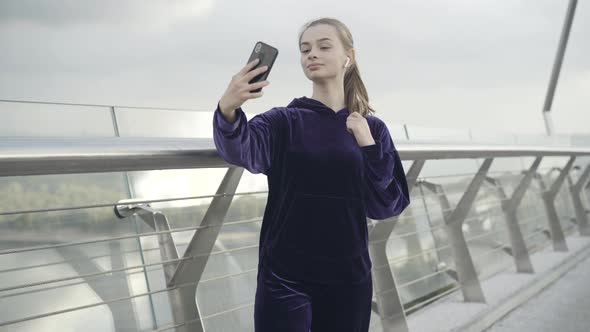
[242,59,271,96]
[219,59,269,114]
[218,42,278,114]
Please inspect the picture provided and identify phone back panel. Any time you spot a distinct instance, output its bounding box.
[247,41,278,92]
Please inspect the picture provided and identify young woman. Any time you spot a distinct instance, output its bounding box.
[213,17,410,332]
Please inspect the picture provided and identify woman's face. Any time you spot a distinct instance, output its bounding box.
[299,24,349,82]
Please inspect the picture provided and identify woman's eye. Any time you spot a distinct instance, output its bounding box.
[301,47,330,53]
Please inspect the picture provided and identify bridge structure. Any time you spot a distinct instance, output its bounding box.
[0,97,589,331]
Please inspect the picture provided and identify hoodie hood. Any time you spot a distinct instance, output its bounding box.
[287,96,350,116]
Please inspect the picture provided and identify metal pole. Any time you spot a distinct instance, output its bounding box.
[542,0,578,135]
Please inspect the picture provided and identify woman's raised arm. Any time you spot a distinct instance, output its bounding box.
[213,104,285,175]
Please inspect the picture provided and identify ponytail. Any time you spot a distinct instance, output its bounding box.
[344,61,375,117]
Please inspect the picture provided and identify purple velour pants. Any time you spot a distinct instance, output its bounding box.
[254,263,373,332]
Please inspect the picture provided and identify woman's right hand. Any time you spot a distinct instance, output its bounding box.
[218,58,271,114]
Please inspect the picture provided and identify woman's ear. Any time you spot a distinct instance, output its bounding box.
[348,49,356,66]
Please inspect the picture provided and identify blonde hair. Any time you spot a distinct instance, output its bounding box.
[298,17,376,117]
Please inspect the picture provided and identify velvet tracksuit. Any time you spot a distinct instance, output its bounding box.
[213,96,410,331]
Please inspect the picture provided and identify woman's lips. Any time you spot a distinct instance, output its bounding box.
[308,64,322,70]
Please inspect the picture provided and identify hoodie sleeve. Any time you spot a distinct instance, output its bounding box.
[212,102,284,175]
[360,120,410,220]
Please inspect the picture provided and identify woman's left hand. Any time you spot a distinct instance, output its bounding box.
[346,112,376,147]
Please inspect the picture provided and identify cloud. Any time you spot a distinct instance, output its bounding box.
[0,0,216,27]
[0,0,588,134]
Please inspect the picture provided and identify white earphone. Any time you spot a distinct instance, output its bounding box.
[344,57,350,68]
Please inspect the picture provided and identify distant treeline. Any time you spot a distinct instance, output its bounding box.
[0,173,267,236]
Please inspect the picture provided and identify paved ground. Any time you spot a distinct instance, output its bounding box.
[485,254,590,332]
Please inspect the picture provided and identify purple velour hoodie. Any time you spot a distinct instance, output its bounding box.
[213,96,410,284]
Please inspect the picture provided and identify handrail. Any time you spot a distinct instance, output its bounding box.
[1,132,589,331]
[1,136,589,176]
[0,98,202,112]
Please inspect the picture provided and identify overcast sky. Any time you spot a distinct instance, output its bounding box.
[0,0,588,135]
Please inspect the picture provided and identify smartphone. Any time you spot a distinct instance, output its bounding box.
[246,41,278,93]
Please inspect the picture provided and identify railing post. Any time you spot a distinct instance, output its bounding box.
[421,158,493,303]
[446,158,493,302]
[497,157,543,273]
[369,160,424,332]
[540,157,576,251]
[115,167,243,331]
[140,210,181,281]
[570,164,590,236]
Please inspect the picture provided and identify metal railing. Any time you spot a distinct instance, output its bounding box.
[1,123,590,331]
